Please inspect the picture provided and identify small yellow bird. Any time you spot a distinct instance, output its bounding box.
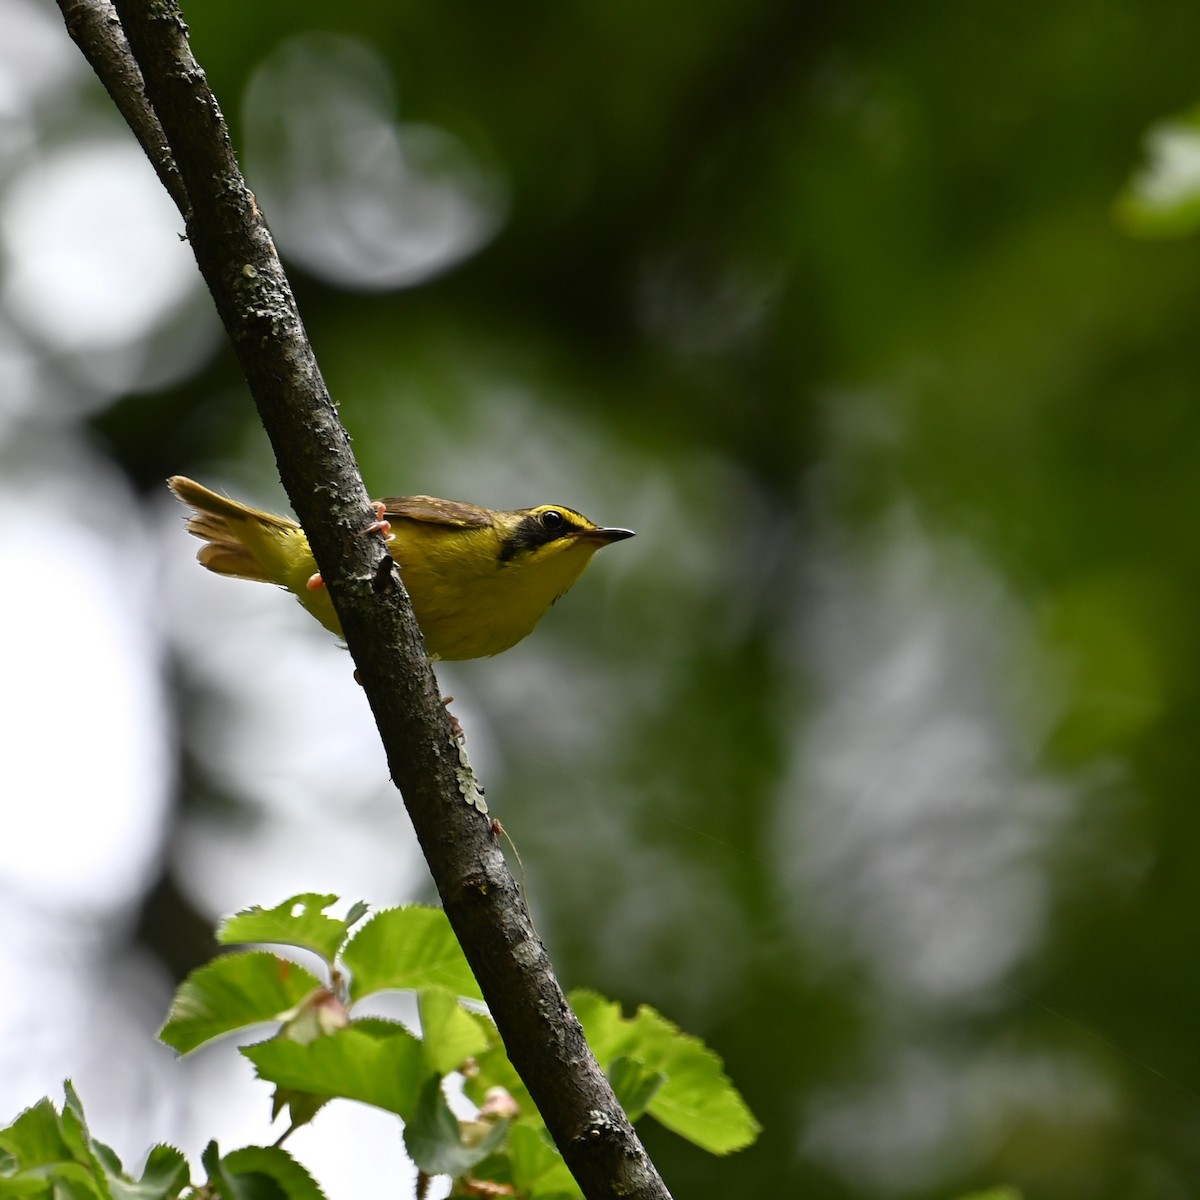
[167,476,634,661]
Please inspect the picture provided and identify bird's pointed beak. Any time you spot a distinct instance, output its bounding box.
[583,526,635,546]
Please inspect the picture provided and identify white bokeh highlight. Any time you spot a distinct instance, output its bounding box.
[0,459,170,909]
[778,508,1075,1004]
[244,34,506,290]
[2,140,198,352]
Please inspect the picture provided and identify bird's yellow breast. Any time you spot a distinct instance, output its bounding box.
[387,520,601,660]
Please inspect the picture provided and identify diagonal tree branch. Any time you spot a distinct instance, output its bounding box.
[58,0,188,216]
[56,1,673,1197]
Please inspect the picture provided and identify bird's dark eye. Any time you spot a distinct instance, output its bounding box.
[539,509,565,532]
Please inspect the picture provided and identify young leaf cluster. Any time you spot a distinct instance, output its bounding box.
[0,1081,320,1200]
[156,893,760,1197]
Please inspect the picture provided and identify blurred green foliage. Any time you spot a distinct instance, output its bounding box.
[31,0,1200,1195]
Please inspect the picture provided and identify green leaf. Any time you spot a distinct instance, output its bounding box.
[507,1124,579,1197]
[570,991,631,1063]
[58,1082,90,1158]
[28,1170,98,1200]
[1116,104,1200,238]
[215,1146,327,1200]
[418,988,490,1075]
[0,1095,101,1198]
[954,1190,1023,1200]
[243,1022,426,1119]
[571,992,760,1155]
[606,1057,665,1122]
[0,1098,74,1168]
[0,1180,52,1198]
[58,1084,191,1200]
[0,1086,191,1200]
[0,1093,100,1200]
[126,1145,192,1200]
[160,951,323,1054]
[200,1142,223,1187]
[60,1085,122,1183]
[402,1077,509,1178]
[0,1100,90,1198]
[632,1007,759,1155]
[342,906,482,1003]
[218,894,356,965]
[268,1087,329,1134]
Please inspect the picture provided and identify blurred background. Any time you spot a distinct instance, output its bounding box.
[5,0,1200,1195]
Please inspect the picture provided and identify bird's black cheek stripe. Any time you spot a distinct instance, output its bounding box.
[497,515,574,563]
[497,536,519,565]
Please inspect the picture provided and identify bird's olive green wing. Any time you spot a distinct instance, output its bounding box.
[377,496,496,527]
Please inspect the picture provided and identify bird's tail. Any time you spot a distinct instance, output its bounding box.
[167,475,296,582]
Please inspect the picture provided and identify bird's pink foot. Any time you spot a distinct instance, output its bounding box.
[306,503,391,592]
[364,501,393,540]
